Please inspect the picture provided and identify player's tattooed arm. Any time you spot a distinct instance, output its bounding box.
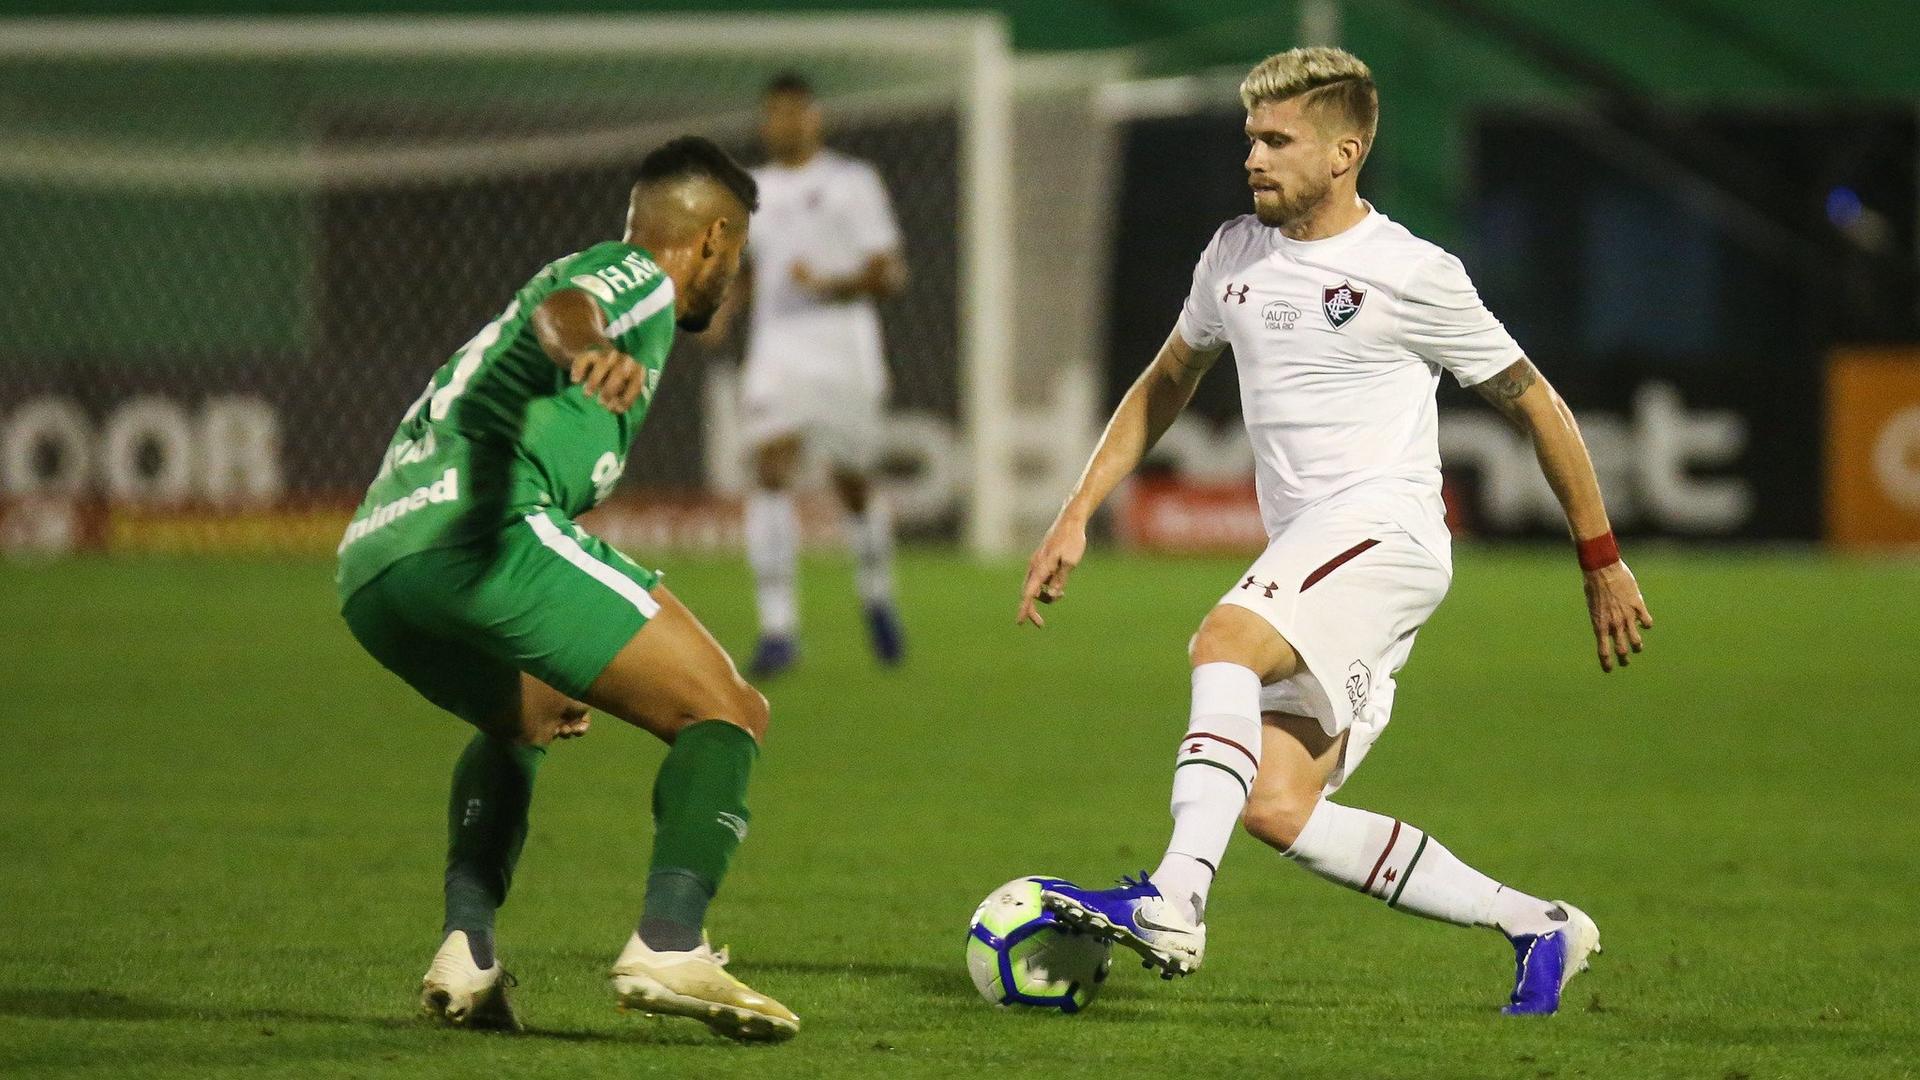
[534,288,648,414]
[1472,357,1539,426]
[1473,356,1653,670]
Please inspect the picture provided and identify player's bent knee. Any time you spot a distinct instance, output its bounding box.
[832,471,871,514]
[752,437,801,491]
[724,682,770,742]
[1189,605,1298,682]
[1241,789,1317,849]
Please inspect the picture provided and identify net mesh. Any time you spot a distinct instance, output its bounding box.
[0,22,978,553]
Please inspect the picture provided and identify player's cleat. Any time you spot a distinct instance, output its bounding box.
[748,635,799,679]
[419,931,521,1031]
[1038,873,1206,978]
[864,601,905,666]
[1501,901,1601,1015]
[610,932,799,1042]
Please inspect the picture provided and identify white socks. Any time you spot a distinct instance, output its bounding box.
[747,490,898,636]
[845,501,896,607]
[745,491,798,638]
[1153,662,1263,924]
[1284,800,1563,935]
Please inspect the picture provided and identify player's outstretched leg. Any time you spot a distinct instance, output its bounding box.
[1241,712,1600,1015]
[832,469,903,666]
[746,435,803,678]
[1042,606,1295,977]
[420,677,587,1031]
[581,585,798,1042]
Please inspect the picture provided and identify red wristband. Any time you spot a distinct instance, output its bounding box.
[1576,531,1620,572]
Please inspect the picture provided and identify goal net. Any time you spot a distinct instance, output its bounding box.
[0,15,1112,557]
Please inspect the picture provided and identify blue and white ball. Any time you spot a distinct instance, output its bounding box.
[966,877,1111,1013]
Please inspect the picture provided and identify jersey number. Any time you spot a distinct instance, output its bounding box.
[402,300,522,424]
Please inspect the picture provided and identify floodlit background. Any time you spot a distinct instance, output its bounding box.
[2,3,1918,1077]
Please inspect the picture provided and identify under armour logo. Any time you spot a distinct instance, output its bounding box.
[1240,575,1280,598]
[1223,282,1250,304]
[715,812,749,842]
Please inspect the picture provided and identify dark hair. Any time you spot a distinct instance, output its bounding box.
[763,71,814,99]
[636,135,759,212]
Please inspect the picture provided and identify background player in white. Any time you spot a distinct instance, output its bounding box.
[1017,48,1653,1016]
[739,72,908,677]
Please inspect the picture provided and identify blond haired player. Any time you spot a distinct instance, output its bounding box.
[1019,48,1652,1015]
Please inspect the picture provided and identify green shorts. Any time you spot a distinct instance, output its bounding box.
[340,508,662,726]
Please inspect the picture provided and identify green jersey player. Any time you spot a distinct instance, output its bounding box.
[336,137,797,1041]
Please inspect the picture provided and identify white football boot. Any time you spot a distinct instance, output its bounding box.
[610,933,799,1042]
[419,931,520,1031]
[1039,874,1208,978]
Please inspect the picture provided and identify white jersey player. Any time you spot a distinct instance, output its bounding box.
[1018,47,1652,1016]
[736,72,908,678]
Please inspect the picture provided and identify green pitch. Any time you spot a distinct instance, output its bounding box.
[2,548,1916,1079]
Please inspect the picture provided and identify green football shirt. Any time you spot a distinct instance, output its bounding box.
[336,241,676,597]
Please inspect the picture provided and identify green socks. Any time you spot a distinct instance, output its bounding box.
[437,722,755,959]
[639,720,759,951]
[443,733,545,969]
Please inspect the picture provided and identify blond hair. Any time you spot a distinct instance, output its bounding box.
[1240,47,1378,159]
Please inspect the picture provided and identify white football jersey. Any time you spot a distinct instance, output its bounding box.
[1175,207,1522,556]
[745,150,902,400]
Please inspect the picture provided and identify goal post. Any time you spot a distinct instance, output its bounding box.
[0,14,1039,556]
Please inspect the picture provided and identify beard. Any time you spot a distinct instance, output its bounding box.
[1253,175,1331,228]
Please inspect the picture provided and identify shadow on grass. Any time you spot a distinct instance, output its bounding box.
[747,958,974,1001]
[711,956,1318,1021]
[542,949,977,1006]
[0,988,715,1046]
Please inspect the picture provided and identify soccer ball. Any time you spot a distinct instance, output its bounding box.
[966,877,1111,1013]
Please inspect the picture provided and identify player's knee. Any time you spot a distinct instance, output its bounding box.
[1188,617,1243,668]
[753,440,799,490]
[722,680,770,742]
[1241,788,1316,849]
[1189,605,1296,681]
[832,471,870,514]
[754,456,787,490]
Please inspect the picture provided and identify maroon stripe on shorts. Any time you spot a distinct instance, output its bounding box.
[1299,538,1380,592]
[1361,819,1403,894]
[1183,731,1260,772]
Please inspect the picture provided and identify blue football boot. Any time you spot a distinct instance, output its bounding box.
[747,635,799,680]
[1038,873,1205,978]
[1502,901,1601,1015]
[864,602,905,666]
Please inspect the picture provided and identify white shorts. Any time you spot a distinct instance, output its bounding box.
[1217,500,1450,794]
[740,377,884,473]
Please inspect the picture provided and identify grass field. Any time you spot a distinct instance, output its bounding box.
[2,546,1917,1079]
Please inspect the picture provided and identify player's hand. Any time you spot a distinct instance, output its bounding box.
[570,346,646,414]
[554,712,591,739]
[1583,560,1652,672]
[790,262,849,301]
[1017,516,1088,628]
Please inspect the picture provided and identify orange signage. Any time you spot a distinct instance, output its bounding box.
[1827,348,1920,548]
